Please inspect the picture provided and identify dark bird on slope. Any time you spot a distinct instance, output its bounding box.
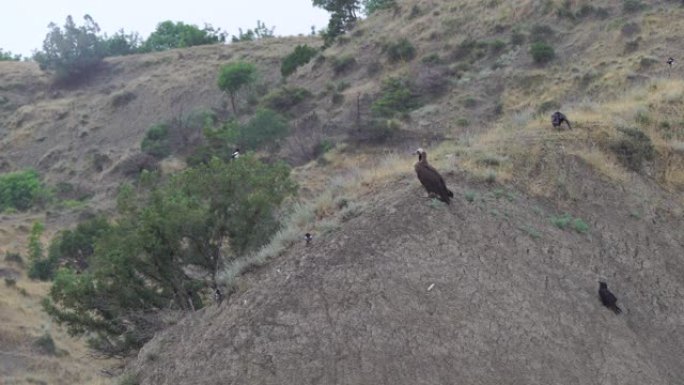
[304,233,313,245]
[551,111,572,130]
[214,287,224,305]
[414,148,454,205]
[667,57,675,67]
[231,148,240,159]
[598,281,622,314]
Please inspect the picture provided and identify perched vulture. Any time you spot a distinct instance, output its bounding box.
[213,287,223,304]
[598,281,622,314]
[414,148,453,204]
[551,111,572,130]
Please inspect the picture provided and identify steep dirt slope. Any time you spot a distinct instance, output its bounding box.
[133,166,684,384]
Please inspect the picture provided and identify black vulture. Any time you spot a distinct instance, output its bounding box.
[598,281,622,314]
[551,111,572,130]
[214,287,223,304]
[414,148,453,205]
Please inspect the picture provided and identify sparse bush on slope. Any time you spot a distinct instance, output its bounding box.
[218,61,257,115]
[141,21,226,52]
[44,156,296,356]
[281,44,319,77]
[0,169,48,212]
[33,15,106,83]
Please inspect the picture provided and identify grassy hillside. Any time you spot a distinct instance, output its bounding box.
[1,0,683,383]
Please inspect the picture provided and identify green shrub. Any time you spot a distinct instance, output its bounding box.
[34,333,57,355]
[363,0,396,15]
[530,42,555,64]
[218,61,257,115]
[4,277,16,287]
[231,21,275,42]
[572,218,589,233]
[489,39,507,54]
[5,252,23,265]
[102,29,142,56]
[0,49,22,61]
[331,55,356,75]
[281,45,318,77]
[385,38,416,63]
[0,169,48,212]
[510,31,526,45]
[33,15,106,83]
[141,21,225,52]
[361,118,400,143]
[610,127,655,171]
[260,86,311,113]
[371,77,419,118]
[551,213,572,229]
[223,109,290,150]
[141,123,170,159]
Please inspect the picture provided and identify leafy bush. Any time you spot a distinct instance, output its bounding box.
[141,123,170,159]
[0,169,48,212]
[385,38,416,63]
[34,332,57,355]
[5,252,23,265]
[218,61,257,115]
[231,20,275,42]
[102,29,142,56]
[551,213,590,234]
[44,156,296,356]
[260,86,311,113]
[0,49,22,61]
[141,21,225,52]
[33,15,106,83]
[510,31,526,45]
[281,44,318,77]
[371,77,419,118]
[530,42,555,64]
[363,0,396,14]
[331,55,356,75]
[610,127,655,171]
[222,109,290,149]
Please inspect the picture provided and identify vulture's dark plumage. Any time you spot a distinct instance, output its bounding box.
[598,281,622,314]
[551,111,571,130]
[414,148,453,204]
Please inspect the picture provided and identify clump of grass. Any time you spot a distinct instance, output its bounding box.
[518,225,541,239]
[4,251,23,265]
[571,218,589,233]
[551,213,590,234]
[464,191,476,202]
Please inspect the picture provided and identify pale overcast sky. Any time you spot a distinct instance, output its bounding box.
[1,0,331,57]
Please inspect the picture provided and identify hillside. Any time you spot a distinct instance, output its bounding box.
[1,0,684,383]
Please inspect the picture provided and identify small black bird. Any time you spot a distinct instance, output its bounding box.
[667,57,675,67]
[214,287,223,304]
[551,111,572,130]
[231,148,240,159]
[305,233,313,245]
[598,281,622,314]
